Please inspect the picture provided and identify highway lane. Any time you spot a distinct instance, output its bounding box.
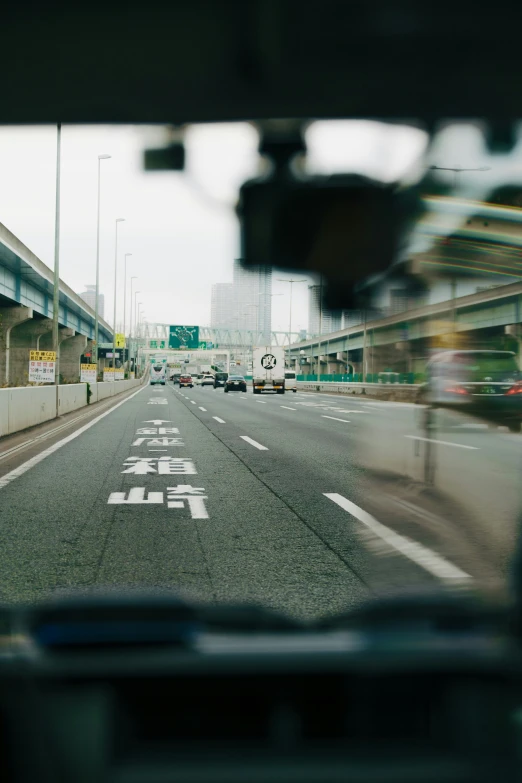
[174,383,522,586]
[0,384,369,618]
[0,380,517,620]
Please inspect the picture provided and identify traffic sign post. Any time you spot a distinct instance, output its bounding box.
[29,350,56,383]
[169,325,199,349]
[80,364,97,383]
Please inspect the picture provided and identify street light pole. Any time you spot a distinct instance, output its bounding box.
[52,123,62,384]
[112,218,125,371]
[129,277,137,372]
[94,154,111,372]
[123,253,132,370]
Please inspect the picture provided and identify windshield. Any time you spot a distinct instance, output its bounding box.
[0,121,521,623]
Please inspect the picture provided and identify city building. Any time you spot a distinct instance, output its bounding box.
[210,262,272,340]
[79,284,105,318]
[308,285,342,337]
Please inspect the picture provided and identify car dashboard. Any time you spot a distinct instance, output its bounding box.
[0,592,520,783]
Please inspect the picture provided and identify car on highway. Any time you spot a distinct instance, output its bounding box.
[417,349,522,431]
[224,375,247,392]
[213,372,228,388]
[179,374,194,388]
[200,374,215,387]
[285,371,297,392]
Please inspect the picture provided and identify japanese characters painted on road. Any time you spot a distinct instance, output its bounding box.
[143,419,172,425]
[147,398,168,404]
[132,437,184,446]
[103,368,115,381]
[29,350,56,383]
[80,363,97,383]
[107,485,208,518]
[136,427,180,435]
[121,456,197,475]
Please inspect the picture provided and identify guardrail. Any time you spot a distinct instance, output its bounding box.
[296,381,420,402]
[0,377,146,438]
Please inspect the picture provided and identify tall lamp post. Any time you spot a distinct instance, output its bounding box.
[277,278,306,368]
[112,218,125,369]
[136,302,143,373]
[123,253,132,370]
[129,277,138,372]
[94,154,111,368]
[52,123,62,383]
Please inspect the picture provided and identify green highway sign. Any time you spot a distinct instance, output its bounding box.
[149,340,166,349]
[169,325,199,349]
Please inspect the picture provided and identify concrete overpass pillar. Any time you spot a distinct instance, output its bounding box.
[39,327,75,382]
[9,318,53,386]
[0,306,33,385]
[60,335,88,382]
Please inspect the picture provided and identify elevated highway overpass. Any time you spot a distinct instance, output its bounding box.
[0,222,113,384]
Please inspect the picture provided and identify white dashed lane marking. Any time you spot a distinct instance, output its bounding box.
[240,436,269,451]
[325,493,470,582]
[404,435,479,450]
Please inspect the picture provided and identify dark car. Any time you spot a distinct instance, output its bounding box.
[224,375,247,393]
[417,350,522,431]
[213,372,228,388]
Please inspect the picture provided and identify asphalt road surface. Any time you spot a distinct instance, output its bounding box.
[0,381,519,620]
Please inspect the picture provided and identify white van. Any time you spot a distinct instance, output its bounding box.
[284,371,297,392]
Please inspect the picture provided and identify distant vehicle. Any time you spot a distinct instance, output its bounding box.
[150,364,167,385]
[417,349,522,432]
[170,373,180,383]
[179,374,194,388]
[252,346,285,394]
[285,370,297,392]
[193,374,204,386]
[213,372,228,388]
[200,375,215,387]
[225,375,247,393]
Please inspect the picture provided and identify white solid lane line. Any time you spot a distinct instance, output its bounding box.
[324,493,470,582]
[404,435,479,451]
[322,416,351,423]
[280,406,297,411]
[199,407,207,412]
[0,386,146,490]
[213,416,226,424]
[240,436,269,451]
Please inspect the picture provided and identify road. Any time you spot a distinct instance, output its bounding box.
[0,381,519,620]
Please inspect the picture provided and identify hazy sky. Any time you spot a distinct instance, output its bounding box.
[0,120,437,333]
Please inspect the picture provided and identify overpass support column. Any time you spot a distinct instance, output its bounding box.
[60,335,88,382]
[0,306,33,385]
[39,328,75,382]
[9,318,53,386]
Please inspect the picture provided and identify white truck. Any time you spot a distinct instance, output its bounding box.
[252,346,285,394]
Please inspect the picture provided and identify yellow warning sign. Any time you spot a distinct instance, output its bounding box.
[30,350,56,362]
[115,333,126,348]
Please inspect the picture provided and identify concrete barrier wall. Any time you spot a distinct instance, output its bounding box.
[8,386,57,433]
[57,384,87,416]
[296,381,419,402]
[0,375,145,439]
